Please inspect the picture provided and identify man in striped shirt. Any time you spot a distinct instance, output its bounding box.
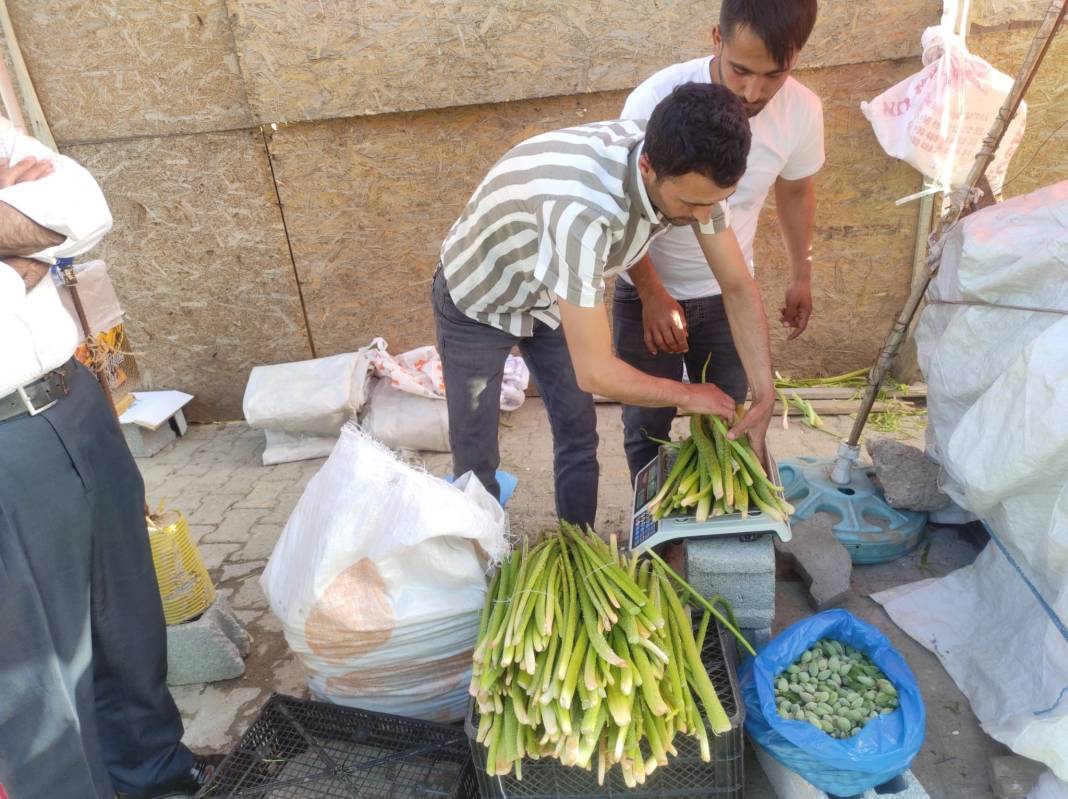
[433,83,776,527]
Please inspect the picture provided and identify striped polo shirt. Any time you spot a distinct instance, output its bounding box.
[440,120,730,337]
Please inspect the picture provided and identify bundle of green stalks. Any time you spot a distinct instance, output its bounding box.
[470,522,754,786]
[649,412,794,523]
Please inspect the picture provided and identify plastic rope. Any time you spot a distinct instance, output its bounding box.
[927,298,1068,315]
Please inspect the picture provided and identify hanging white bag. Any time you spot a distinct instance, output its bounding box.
[860,24,1026,195]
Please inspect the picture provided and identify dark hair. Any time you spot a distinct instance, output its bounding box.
[644,82,751,188]
[720,0,818,69]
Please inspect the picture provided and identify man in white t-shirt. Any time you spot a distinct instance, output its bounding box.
[613,0,824,479]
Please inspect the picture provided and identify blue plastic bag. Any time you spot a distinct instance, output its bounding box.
[739,609,925,796]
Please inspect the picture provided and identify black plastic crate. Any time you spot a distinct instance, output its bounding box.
[465,617,746,799]
[197,694,477,798]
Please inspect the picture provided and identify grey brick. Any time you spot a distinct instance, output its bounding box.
[203,508,266,543]
[220,559,268,583]
[166,598,250,686]
[258,461,307,482]
[196,542,239,571]
[776,514,852,611]
[741,626,772,650]
[685,535,775,576]
[188,494,243,526]
[230,522,283,562]
[231,573,266,610]
[261,494,303,525]
[217,467,264,496]
[234,482,291,509]
[123,423,177,457]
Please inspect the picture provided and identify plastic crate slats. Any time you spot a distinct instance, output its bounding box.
[465,617,745,799]
[199,694,475,798]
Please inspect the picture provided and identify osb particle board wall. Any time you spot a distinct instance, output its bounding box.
[64,129,312,420]
[752,59,924,378]
[5,0,1061,420]
[268,92,628,359]
[9,0,251,144]
[269,54,931,372]
[227,0,942,124]
[969,26,1068,198]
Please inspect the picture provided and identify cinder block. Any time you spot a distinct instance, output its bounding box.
[166,597,251,686]
[686,536,775,630]
[701,570,775,619]
[776,514,852,611]
[754,743,929,799]
[123,422,177,458]
[742,626,773,651]
[989,755,1045,799]
[686,534,776,576]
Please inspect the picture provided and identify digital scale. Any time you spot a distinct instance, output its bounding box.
[629,445,792,552]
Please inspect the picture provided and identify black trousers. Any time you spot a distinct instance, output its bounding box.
[432,268,600,527]
[611,280,749,482]
[0,360,192,798]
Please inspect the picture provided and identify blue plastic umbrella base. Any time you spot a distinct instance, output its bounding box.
[779,457,927,564]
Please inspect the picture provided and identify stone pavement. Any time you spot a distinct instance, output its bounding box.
[136,402,1007,797]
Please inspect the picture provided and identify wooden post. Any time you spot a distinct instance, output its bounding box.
[0,0,54,148]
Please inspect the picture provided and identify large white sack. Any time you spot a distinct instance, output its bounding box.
[361,380,450,453]
[260,423,508,722]
[242,340,385,436]
[874,544,1068,780]
[882,180,1068,781]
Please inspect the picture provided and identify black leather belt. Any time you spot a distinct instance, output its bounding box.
[0,365,70,423]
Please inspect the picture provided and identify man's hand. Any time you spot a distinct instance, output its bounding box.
[779,278,812,340]
[727,396,774,463]
[679,382,735,419]
[643,285,688,354]
[0,156,54,189]
[4,255,51,291]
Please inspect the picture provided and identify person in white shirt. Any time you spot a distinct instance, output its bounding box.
[613,0,824,479]
[0,118,220,799]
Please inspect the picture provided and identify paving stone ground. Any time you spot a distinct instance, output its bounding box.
[137,402,1007,797]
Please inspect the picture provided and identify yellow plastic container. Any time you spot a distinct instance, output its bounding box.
[147,508,216,625]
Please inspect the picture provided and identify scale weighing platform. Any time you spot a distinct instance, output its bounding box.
[629,445,792,552]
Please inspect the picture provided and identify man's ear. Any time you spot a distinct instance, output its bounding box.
[638,152,656,182]
[711,24,723,57]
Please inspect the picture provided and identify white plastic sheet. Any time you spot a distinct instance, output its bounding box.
[874,181,1068,781]
[260,423,508,722]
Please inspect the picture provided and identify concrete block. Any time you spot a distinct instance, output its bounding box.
[124,421,177,458]
[742,626,773,651]
[686,534,776,575]
[989,754,1046,799]
[701,570,775,617]
[687,535,775,630]
[733,605,775,631]
[867,438,949,512]
[776,513,853,611]
[754,743,929,799]
[166,597,251,686]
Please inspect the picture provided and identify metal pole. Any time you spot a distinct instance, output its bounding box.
[830,0,1068,484]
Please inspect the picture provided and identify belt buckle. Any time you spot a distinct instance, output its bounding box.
[16,383,57,416]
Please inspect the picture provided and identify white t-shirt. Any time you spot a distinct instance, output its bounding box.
[620,56,825,299]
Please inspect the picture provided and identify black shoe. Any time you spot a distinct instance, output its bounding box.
[115,753,225,799]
